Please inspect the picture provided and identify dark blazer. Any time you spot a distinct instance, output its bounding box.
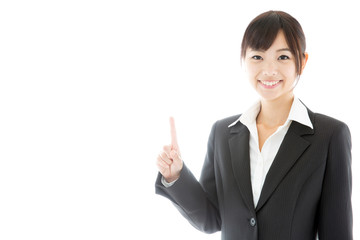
[155,108,352,240]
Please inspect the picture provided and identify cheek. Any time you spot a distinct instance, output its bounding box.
[244,64,259,80]
[281,64,297,82]
[246,70,259,88]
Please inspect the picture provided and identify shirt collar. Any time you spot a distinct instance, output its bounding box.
[228,97,313,129]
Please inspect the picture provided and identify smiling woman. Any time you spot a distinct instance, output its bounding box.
[155,10,353,240]
[244,30,305,103]
[241,11,307,76]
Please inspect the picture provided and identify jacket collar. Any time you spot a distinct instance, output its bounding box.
[228,107,315,212]
[228,97,313,130]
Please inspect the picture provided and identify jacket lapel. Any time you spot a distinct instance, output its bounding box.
[255,116,314,211]
[228,122,255,211]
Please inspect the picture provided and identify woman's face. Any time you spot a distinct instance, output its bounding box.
[244,30,303,102]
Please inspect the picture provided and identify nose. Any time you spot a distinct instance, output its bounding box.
[262,60,278,76]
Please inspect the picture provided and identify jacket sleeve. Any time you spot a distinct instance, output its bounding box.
[155,122,221,233]
[317,123,353,239]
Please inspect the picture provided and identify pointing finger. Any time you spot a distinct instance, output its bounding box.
[169,117,179,149]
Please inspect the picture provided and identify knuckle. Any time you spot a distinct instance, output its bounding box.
[160,151,168,159]
[170,150,178,158]
[163,145,171,152]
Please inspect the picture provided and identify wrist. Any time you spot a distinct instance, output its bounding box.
[164,175,180,183]
[161,176,178,187]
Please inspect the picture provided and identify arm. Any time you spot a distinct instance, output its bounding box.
[317,123,352,239]
[155,120,221,233]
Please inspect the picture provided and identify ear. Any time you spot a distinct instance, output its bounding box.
[300,52,309,74]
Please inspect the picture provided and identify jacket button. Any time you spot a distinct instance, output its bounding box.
[250,218,256,227]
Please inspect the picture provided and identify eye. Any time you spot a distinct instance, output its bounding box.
[278,55,290,60]
[251,55,263,60]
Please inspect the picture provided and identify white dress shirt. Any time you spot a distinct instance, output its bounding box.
[228,97,313,207]
[162,97,313,207]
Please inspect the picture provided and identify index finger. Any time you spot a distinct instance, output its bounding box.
[169,117,179,148]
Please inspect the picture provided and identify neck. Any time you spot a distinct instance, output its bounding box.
[257,93,294,128]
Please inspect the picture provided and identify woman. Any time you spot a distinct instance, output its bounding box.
[155,10,352,240]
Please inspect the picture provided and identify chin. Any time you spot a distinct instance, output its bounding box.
[258,91,294,103]
[257,90,280,100]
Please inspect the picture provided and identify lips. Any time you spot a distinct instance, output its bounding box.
[258,80,282,88]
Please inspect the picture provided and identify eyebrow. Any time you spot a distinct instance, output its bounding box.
[250,48,292,52]
[276,48,291,52]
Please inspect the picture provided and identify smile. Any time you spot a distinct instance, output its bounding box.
[259,80,282,88]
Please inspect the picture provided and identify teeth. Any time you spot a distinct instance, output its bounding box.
[260,80,280,86]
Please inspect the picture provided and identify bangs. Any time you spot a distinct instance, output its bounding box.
[245,13,282,52]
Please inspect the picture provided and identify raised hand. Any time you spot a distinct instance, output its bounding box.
[156,117,184,183]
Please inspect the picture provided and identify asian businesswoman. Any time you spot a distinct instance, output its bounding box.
[155,10,352,240]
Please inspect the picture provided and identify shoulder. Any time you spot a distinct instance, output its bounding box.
[310,111,351,145]
[312,112,350,133]
[211,114,242,131]
[206,114,245,141]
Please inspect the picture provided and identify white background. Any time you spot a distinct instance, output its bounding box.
[0,0,358,239]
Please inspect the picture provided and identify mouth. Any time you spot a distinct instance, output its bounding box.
[258,80,282,89]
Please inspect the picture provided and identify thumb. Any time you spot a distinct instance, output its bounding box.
[170,149,183,173]
[170,149,182,163]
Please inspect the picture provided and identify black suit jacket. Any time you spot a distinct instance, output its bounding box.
[155,108,352,240]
